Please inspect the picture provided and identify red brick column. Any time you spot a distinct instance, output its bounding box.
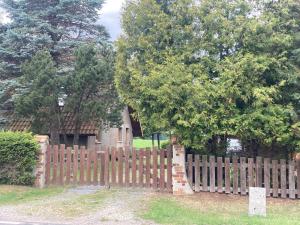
[34,135,49,188]
[172,144,193,195]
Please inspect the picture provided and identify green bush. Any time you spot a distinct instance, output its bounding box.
[0,131,39,185]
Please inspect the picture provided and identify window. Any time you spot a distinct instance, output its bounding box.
[118,127,123,142]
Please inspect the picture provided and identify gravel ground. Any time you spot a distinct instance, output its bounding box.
[0,187,159,225]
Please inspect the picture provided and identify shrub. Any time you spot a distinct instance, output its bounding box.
[0,131,39,185]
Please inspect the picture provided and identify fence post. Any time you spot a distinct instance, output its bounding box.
[34,135,49,188]
[172,143,193,195]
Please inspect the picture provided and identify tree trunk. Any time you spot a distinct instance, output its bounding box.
[157,133,160,149]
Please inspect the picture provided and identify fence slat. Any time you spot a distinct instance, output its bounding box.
[86,149,91,185]
[272,160,278,197]
[280,159,287,198]
[240,157,246,195]
[66,147,71,185]
[152,148,158,189]
[146,149,151,188]
[125,147,130,187]
[217,157,223,193]
[225,157,230,194]
[73,145,78,185]
[248,158,254,188]
[233,156,238,194]
[139,149,144,187]
[118,148,123,186]
[59,144,65,185]
[210,156,215,193]
[202,155,208,192]
[111,147,116,186]
[132,148,137,187]
[256,157,262,187]
[297,159,300,199]
[188,154,193,185]
[167,146,172,193]
[160,149,165,191]
[104,147,110,187]
[80,146,85,185]
[288,160,295,199]
[53,145,59,184]
[264,158,270,197]
[100,152,105,186]
[195,155,200,192]
[45,145,51,185]
[93,147,98,185]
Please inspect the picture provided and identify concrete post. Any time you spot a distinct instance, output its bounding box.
[34,135,49,188]
[172,144,194,195]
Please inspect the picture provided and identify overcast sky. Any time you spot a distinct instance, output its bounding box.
[0,0,125,41]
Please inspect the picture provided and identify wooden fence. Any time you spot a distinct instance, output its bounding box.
[186,154,300,199]
[45,145,172,192]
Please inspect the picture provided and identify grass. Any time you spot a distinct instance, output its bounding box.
[133,138,168,149]
[0,185,64,205]
[142,193,300,225]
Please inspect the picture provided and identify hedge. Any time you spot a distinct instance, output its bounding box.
[0,131,39,185]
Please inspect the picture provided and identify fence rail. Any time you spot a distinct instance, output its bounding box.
[186,154,300,199]
[45,145,172,192]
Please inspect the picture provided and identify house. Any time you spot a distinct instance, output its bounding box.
[7,107,140,148]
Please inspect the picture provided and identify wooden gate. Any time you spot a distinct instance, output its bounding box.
[186,154,300,199]
[45,145,172,192]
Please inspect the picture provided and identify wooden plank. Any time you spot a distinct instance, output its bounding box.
[80,146,85,185]
[93,147,98,185]
[233,156,238,195]
[104,147,110,187]
[100,152,105,186]
[225,157,230,194]
[111,147,116,186]
[132,148,137,187]
[53,145,59,184]
[160,149,165,191]
[118,148,123,186]
[256,157,262,187]
[86,149,91,185]
[272,160,279,197]
[66,147,71,185]
[73,145,79,185]
[210,156,215,193]
[248,158,254,188]
[297,159,300,199]
[188,154,193,185]
[194,155,200,192]
[145,149,151,188]
[280,159,287,198]
[288,160,295,199]
[240,157,246,195]
[202,155,208,192]
[217,157,223,193]
[152,148,158,189]
[139,149,144,187]
[59,144,65,185]
[125,147,130,187]
[167,146,172,193]
[264,158,270,197]
[45,145,51,185]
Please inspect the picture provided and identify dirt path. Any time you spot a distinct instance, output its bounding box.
[0,187,159,225]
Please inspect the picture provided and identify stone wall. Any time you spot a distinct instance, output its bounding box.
[34,135,49,188]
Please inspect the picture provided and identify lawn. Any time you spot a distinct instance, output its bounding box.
[0,185,64,205]
[142,192,300,225]
[133,138,168,149]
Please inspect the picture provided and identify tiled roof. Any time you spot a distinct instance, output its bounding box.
[8,114,99,135]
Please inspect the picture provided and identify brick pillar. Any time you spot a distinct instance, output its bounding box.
[34,135,49,188]
[172,144,194,195]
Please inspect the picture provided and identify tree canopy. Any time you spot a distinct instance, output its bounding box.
[115,0,300,156]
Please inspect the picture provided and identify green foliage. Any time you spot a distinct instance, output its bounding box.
[0,131,39,185]
[116,0,300,154]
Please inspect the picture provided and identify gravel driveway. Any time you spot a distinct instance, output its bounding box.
[0,187,159,225]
